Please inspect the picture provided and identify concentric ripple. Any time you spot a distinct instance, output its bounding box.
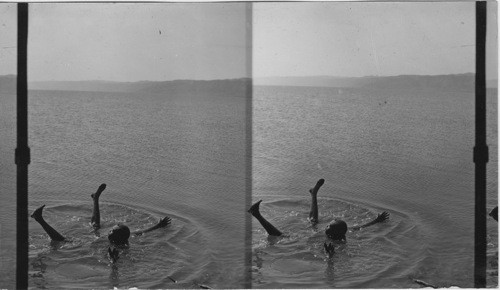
[251,196,421,288]
[29,202,206,289]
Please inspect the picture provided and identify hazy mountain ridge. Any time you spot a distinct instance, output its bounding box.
[29,80,136,93]
[29,78,251,94]
[255,73,486,92]
[360,74,476,92]
[0,74,497,95]
[128,78,251,96]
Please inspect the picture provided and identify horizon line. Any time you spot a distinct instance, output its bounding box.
[2,72,492,83]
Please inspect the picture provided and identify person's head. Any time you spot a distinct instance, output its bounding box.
[108,224,130,245]
[325,220,347,241]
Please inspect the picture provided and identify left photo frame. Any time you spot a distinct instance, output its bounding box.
[0,3,252,288]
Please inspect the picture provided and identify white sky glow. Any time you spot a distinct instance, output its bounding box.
[253,2,498,79]
[0,2,497,81]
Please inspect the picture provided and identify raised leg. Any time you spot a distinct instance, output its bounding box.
[91,183,106,228]
[309,179,325,223]
[31,205,66,242]
[248,200,282,236]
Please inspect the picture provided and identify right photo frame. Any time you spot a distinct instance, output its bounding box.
[250,1,498,288]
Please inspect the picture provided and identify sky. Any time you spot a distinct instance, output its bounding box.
[0,2,497,82]
[0,3,251,82]
[254,2,498,80]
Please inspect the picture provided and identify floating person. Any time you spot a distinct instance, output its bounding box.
[248,179,390,257]
[31,183,172,246]
[490,206,498,222]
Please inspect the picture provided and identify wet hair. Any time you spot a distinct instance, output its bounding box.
[325,220,348,241]
[108,223,130,245]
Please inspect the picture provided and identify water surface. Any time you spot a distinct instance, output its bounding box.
[252,86,498,288]
[0,88,249,289]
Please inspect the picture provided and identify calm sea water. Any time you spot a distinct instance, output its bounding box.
[0,88,249,289]
[252,86,498,288]
[0,85,497,288]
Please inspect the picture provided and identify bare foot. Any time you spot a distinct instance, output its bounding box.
[309,179,325,196]
[31,204,46,221]
[248,200,262,215]
[91,183,106,199]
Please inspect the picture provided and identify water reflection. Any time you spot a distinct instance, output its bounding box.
[109,263,119,288]
[30,255,48,288]
[324,258,335,286]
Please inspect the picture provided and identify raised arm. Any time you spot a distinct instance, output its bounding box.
[132,216,171,236]
[351,211,390,231]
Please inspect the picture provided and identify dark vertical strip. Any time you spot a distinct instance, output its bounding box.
[474,1,487,288]
[16,3,30,290]
[244,2,253,289]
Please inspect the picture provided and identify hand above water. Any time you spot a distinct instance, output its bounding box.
[157,216,172,228]
[374,211,390,223]
[324,242,335,258]
[108,247,119,263]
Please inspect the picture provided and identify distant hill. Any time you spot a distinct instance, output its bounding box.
[255,73,494,93]
[0,74,497,95]
[125,78,251,97]
[360,74,475,92]
[29,80,134,93]
[254,76,373,88]
[28,78,251,97]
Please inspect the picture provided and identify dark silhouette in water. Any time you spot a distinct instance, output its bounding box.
[413,279,438,288]
[108,224,131,246]
[490,206,498,221]
[248,179,390,257]
[247,200,283,236]
[107,216,171,246]
[324,242,335,258]
[31,183,171,246]
[91,183,107,228]
[30,205,66,242]
[108,246,120,263]
[308,178,325,223]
